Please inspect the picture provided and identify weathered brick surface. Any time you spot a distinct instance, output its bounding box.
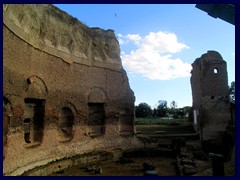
[190,51,231,140]
[3,4,139,175]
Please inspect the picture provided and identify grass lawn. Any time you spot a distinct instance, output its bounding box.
[135,117,196,135]
[136,125,196,135]
[136,117,190,126]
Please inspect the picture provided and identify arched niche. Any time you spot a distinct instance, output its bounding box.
[57,102,76,142]
[26,76,48,97]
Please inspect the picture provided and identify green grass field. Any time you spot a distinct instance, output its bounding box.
[135,117,195,135]
[135,117,190,126]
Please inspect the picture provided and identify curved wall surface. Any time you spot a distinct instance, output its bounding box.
[3,4,140,175]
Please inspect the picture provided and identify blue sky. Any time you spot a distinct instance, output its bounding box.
[54,4,235,108]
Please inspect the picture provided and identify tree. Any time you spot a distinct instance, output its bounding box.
[170,100,178,118]
[153,108,157,117]
[135,103,153,118]
[176,108,184,119]
[156,100,168,117]
[183,106,191,118]
[229,81,235,104]
[170,101,177,109]
[183,106,191,113]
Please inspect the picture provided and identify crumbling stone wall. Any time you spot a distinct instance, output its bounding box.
[3,4,140,175]
[190,51,231,140]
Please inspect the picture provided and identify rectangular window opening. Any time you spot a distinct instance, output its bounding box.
[88,103,105,137]
[24,98,45,144]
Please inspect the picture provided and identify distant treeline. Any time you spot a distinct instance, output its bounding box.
[135,100,191,119]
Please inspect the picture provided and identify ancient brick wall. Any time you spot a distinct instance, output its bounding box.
[190,51,231,140]
[3,4,140,175]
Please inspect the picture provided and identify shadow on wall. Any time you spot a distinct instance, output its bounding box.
[24,98,45,145]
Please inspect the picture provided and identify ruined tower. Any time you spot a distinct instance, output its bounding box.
[3,4,139,175]
[190,51,231,140]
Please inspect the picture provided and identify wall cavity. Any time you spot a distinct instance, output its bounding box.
[88,103,105,137]
[24,98,45,145]
[58,107,74,141]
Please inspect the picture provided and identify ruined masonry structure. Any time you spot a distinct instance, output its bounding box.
[191,51,231,140]
[3,4,139,175]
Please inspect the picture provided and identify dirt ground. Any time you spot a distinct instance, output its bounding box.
[49,146,236,176]
[194,146,235,176]
[50,156,177,176]
[49,155,214,176]
[48,124,235,176]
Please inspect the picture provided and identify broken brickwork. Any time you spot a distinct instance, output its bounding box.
[3,4,140,175]
[190,51,231,140]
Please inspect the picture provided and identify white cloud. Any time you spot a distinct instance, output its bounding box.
[126,34,142,42]
[142,31,189,53]
[117,34,123,38]
[118,38,124,45]
[121,31,192,80]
